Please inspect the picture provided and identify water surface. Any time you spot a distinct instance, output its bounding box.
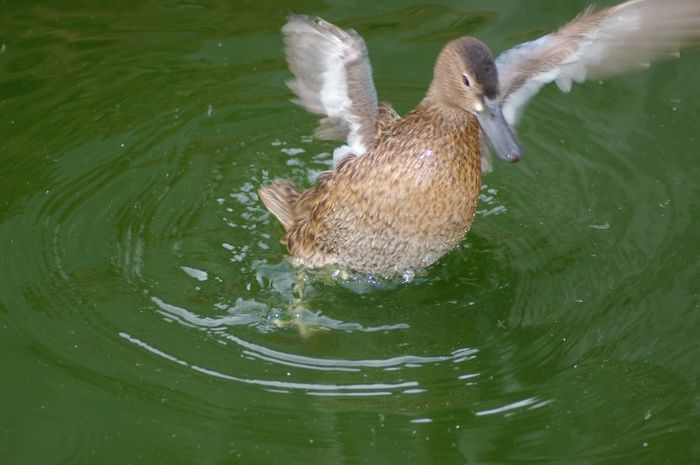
[2,1,700,464]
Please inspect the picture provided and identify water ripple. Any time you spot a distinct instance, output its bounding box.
[119,332,421,396]
[3,2,700,464]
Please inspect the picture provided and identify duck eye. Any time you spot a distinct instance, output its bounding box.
[462,74,471,88]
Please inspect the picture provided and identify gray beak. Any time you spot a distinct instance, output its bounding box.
[475,97,522,163]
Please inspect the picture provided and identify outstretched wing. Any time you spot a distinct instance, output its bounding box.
[496,0,700,126]
[283,14,380,157]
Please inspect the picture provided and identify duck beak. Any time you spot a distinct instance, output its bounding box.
[475,98,522,163]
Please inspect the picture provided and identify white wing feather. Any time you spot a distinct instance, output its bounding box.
[496,0,700,126]
[283,15,379,159]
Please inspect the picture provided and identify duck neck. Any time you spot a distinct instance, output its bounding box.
[418,93,479,138]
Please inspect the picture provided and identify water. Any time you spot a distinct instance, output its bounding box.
[2,1,700,464]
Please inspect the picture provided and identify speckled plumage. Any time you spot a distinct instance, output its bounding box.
[264,103,482,274]
[259,32,496,275]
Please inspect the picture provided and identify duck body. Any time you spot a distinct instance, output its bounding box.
[263,103,482,274]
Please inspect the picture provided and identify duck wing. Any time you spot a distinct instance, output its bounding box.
[283,14,380,158]
[496,0,700,127]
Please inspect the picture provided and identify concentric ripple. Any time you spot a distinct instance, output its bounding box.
[108,134,503,398]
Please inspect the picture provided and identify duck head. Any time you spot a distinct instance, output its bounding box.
[428,37,522,163]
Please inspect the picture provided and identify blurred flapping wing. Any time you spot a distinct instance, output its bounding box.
[496,0,700,126]
[283,14,380,156]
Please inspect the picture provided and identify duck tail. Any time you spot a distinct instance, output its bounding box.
[258,179,301,232]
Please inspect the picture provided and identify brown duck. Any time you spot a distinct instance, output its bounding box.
[259,0,700,276]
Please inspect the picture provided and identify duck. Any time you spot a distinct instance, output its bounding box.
[259,0,700,276]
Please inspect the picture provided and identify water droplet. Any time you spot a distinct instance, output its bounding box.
[410,418,433,424]
[181,266,208,282]
[281,147,305,156]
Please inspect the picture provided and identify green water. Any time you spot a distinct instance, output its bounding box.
[2,1,700,464]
